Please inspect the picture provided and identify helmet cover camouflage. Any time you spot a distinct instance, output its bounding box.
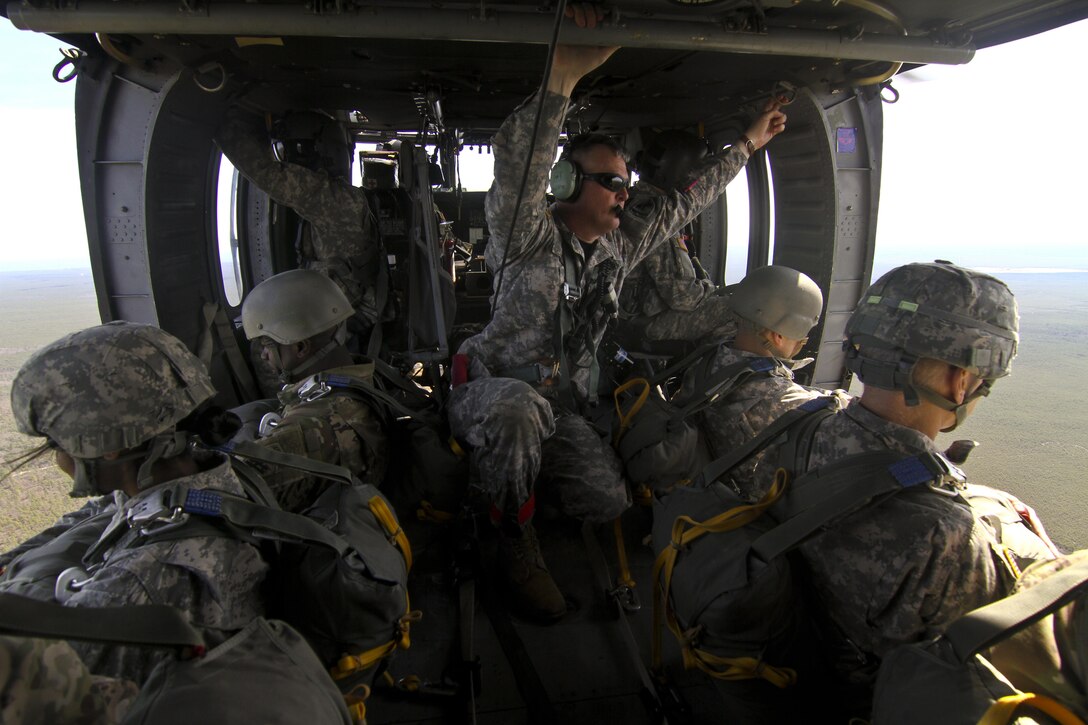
[241,269,354,345]
[844,261,1019,383]
[729,265,824,340]
[10,321,215,459]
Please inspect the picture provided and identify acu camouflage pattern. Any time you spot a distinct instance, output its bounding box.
[10,322,215,461]
[691,346,833,500]
[251,363,389,512]
[450,89,748,518]
[458,89,750,398]
[448,376,629,521]
[0,636,138,724]
[617,233,735,343]
[846,261,1019,381]
[216,110,384,325]
[0,455,268,684]
[756,398,1038,688]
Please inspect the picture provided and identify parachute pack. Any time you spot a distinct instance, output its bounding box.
[0,594,353,724]
[0,440,414,708]
[873,552,1088,725]
[650,396,1045,714]
[611,342,781,494]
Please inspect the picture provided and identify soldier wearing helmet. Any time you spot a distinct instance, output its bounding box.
[614,129,735,348]
[750,262,1056,708]
[688,264,845,498]
[0,322,268,683]
[239,269,389,511]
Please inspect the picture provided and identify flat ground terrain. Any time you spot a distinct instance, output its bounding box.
[0,269,1085,551]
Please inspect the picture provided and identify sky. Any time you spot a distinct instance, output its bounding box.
[0,16,1086,272]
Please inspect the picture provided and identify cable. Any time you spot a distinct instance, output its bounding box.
[489,0,569,310]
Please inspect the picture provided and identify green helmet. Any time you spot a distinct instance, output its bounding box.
[11,321,215,479]
[844,261,1019,387]
[241,269,354,344]
[730,265,824,340]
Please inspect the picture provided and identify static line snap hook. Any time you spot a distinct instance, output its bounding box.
[880,80,900,104]
[193,61,228,93]
[53,48,85,83]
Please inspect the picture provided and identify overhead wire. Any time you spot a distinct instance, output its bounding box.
[489,0,570,310]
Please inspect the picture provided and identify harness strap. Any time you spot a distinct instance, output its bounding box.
[651,469,795,685]
[226,439,356,487]
[199,302,261,402]
[0,592,205,651]
[980,693,1086,725]
[946,556,1088,663]
[751,450,935,562]
[311,372,441,425]
[693,396,837,489]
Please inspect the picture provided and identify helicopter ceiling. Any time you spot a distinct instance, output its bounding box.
[5,0,1085,143]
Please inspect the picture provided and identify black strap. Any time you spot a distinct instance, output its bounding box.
[693,396,838,489]
[946,557,1088,663]
[673,357,776,420]
[0,593,205,650]
[750,450,935,562]
[316,372,441,425]
[224,439,357,487]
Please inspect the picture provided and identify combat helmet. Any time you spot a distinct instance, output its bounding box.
[635,129,709,190]
[729,265,824,341]
[242,269,354,345]
[11,321,215,495]
[844,261,1019,424]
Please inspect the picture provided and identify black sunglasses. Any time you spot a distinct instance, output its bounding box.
[583,172,630,192]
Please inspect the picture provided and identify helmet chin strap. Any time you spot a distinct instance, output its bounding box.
[135,431,191,490]
[912,384,970,433]
[70,458,100,498]
[276,324,348,384]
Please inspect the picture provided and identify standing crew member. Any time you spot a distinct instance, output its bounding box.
[447,5,788,623]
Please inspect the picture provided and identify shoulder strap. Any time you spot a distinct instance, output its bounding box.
[674,356,776,419]
[693,396,837,489]
[750,450,948,562]
[946,557,1088,663]
[306,372,441,425]
[0,592,205,651]
[224,439,356,487]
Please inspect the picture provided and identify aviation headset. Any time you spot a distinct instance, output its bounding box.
[549,133,628,201]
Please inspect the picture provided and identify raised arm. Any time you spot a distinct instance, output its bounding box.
[484,42,618,269]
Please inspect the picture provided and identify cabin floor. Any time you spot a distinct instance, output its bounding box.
[368,486,727,724]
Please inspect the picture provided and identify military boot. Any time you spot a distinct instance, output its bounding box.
[496,522,567,623]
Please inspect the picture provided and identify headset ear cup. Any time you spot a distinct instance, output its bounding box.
[549,158,582,201]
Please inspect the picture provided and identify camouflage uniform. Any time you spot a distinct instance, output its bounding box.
[250,362,389,512]
[617,232,734,343]
[0,454,269,684]
[449,89,751,519]
[0,636,139,724]
[690,346,831,499]
[764,397,1026,688]
[215,111,383,325]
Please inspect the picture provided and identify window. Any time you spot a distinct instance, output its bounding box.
[215,154,244,307]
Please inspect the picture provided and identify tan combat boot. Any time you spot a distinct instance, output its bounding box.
[496,522,567,623]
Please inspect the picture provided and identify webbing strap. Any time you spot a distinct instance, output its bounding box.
[750,450,928,562]
[582,522,667,719]
[673,357,772,419]
[552,240,581,409]
[0,592,205,650]
[651,469,796,687]
[317,372,441,425]
[946,557,1088,663]
[979,692,1087,725]
[224,439,356,487]
[199,302,261,402]
[693,396,837,489]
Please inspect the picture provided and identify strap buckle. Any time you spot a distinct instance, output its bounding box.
[608,582,642,613]
[297,375,333,402]
[127,490,189,535]
[562,282,580,304]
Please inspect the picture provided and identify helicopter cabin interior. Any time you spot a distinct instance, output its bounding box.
[4,0,1087,721]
